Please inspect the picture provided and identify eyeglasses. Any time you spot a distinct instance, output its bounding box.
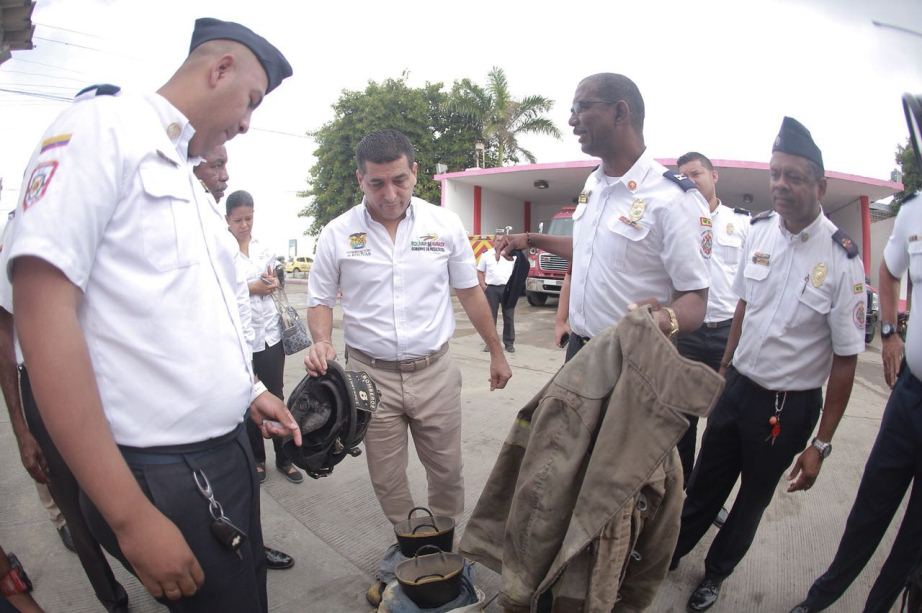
[569,100,614,115]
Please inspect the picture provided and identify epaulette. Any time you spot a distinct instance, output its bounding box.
[74,84,121,101]
[663,171,697,192]
[832,229,859,259]
[733,207,751,216]
[750,209,774,224]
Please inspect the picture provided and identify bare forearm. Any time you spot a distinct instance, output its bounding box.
[528,233,572,260]
[0,309,28,439]
[879,260,901,324]
[816,354,857,442]
[455,286,502,351]
[721,299,746,368]
[307,305,334,343]
[555,274,571,324]
[13,258,151,530]
[672,288,708,334]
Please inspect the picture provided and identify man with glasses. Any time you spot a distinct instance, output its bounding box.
[495,73,711,358]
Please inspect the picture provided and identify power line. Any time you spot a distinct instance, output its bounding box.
[0,82,82,90]
[32,36,144,61]
[0,69,86,83]
[251,127,310,139]
[0,87,72,102]
[33,22,106,40]
[9,57,85,75]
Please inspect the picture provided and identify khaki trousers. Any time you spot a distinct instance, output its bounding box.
[347,349,464,525]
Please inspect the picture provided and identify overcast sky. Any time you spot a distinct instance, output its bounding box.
[1,0,920,257]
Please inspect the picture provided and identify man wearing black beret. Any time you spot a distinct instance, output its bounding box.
[670,117,866,611]
[9,18,296,613]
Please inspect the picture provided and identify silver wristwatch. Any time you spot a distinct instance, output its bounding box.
[811,437,832,459]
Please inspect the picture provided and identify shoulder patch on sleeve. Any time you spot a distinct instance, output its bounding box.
[74,83,121,101]
[733,207,751,216]
[832,229,859,259]
[750,210,774,224]
[662,171,697,192]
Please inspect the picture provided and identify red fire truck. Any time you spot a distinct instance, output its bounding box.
[525,206,574,306]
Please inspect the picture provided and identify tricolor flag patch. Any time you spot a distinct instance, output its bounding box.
[23,161,59,210]
[40,133,72,153]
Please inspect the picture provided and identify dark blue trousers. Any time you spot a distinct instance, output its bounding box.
[804,364,922,612]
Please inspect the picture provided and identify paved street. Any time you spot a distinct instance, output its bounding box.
[0,280,907,611]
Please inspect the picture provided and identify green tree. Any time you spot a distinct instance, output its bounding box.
[894,138,922,207]
[299,76,482,235]
[452,66,561,166]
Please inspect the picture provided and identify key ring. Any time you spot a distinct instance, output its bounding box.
[193,469,226,520]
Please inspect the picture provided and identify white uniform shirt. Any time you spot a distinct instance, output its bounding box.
[732,211,866,390]
[569,151,711,338]
[882,195,922,376]
[477,248,515,285]
[6,92,256,447]
[706,202,751,323]
[237,237,281,353]
[308,197,478,360]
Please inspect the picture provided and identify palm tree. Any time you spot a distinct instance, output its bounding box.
[451,67,561,166]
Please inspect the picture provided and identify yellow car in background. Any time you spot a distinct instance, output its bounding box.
[284,256,313,274]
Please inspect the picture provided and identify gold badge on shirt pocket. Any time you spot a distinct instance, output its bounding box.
[726,223,734,235]
[811,262,827,288]
[578,190,591,204]
[629,198,646,223]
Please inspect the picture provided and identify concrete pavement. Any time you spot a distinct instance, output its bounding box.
[0,283,908,612]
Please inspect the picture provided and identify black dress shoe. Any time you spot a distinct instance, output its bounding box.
[789,603,816,613]
[688,577,723,611]
[264,546,294,570]
[58,525,76,553]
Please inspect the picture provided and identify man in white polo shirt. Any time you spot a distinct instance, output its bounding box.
[305,130,512,535]
[477,245,517,352]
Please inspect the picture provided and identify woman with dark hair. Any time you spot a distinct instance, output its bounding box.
[226,190,303,484]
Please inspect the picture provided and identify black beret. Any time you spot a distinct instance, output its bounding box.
[189,17,292,94]
[772,116,823,173]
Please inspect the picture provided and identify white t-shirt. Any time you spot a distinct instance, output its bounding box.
[237,237,281,353]
[308,197,478,360]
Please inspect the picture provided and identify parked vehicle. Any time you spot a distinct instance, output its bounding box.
[865,281,880,344]
[525,206,574,306]
[285,256,313,274]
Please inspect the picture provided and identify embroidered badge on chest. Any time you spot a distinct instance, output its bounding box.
[23,161,59,211]
[347,232,371,257]
[411,233,446,253]
[811,262,827,288]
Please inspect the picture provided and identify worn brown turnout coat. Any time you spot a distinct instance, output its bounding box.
[460,308,725,612]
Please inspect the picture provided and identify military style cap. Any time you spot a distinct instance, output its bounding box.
[189,17,292,94]
[773,116,823,173]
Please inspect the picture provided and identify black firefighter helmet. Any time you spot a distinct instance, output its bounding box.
[282,360,379,479]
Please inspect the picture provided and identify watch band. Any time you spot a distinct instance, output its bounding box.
[0,568,29,597]
[663,307,679,339]
[881,322,896,339]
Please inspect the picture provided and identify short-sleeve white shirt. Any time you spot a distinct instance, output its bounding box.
[732,211,866,390]
[882,195,922,376]
[6,92,255,447]
[477,248,515,285]
[569,151,711,338]
[706,202,751,323]
[238,237,281,352]
[307,197,478,360]
[0,214,23,364]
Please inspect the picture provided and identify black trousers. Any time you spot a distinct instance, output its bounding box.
[672,368,822,579]
[19,367,126,610]
[484,284,515,347]
[247,341,287,467]
[676,323,730,486]
[804,363,922,613]
[80,424,267,613]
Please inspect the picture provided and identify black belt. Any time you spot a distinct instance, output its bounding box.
[118,422,244,465]
[573,333,591,347]
[702,319,733,329]
[346,342,449,372]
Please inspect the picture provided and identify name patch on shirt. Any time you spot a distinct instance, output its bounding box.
[348,232,371,257]
[578,190,591,204]
[853,282,864,295]
[910,235,919,243]
[752,251,770,266]
[411,233,446,253]
[22,161,59,210]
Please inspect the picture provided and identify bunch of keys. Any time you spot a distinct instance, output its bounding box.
[765,391,787,446]
[193,469,248,559]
